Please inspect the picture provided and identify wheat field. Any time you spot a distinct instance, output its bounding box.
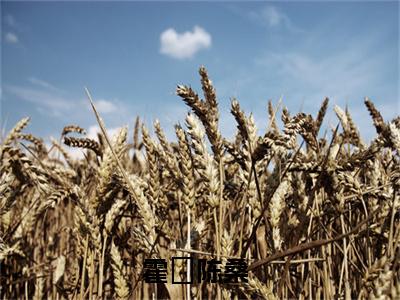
[1,67,399,299]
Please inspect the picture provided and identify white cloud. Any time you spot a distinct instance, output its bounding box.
[48,139,88,161]
[87,125,122,141]
[84,98,119,114]
[160,26,211,59]
[5,32,18,44]
[47,123,124,160]
[61,144,86,160]
[94,99,117,114]
[50,125,123,160]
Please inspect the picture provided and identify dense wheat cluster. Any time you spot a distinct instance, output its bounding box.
[1,67,399,299]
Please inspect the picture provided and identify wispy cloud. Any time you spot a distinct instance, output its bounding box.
[254,46,388,107]
[5,32,18,44]
[247,5,303,33]
[3,15,22,44]
[160,26,212,60]
[6,77,122,118]
[28,77,62,92]
[4,84,73,116]
[261,48,395,140]
[253,5,287,27]
[4,15,16,27]
[4,77,83,118]
[213,26,397,141]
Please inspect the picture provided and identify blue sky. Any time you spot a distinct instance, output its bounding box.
[1,1,399,143]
